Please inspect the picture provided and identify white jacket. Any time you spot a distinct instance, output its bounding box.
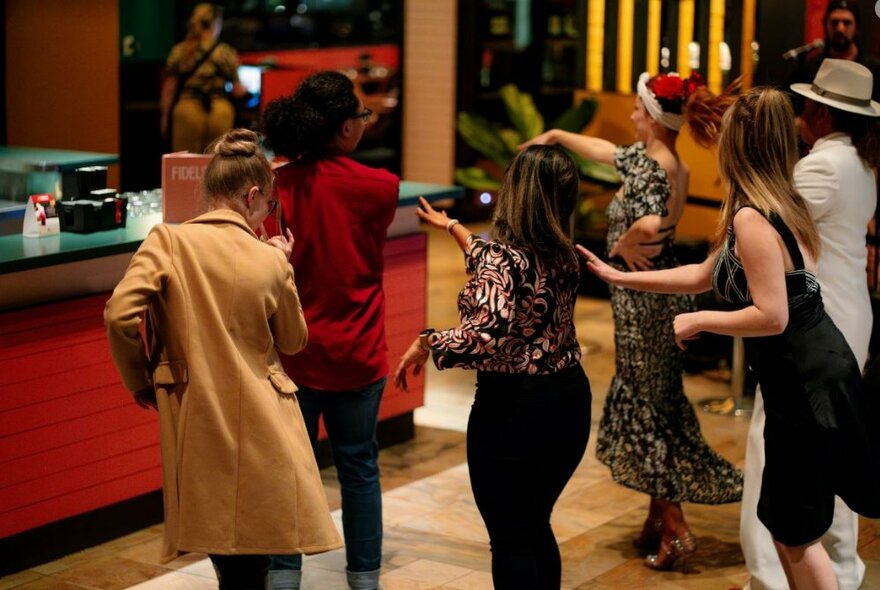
[795,132,876,368]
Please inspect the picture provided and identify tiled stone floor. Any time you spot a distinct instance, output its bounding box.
[2,222,879,589]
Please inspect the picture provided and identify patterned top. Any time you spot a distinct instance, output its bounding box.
[166,41,239,99]
[712,213,819,306]
[431,235,581,375]
[606,143,671,260]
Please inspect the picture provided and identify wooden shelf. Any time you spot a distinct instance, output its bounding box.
[545,38,578,48]
[480,39,525,52]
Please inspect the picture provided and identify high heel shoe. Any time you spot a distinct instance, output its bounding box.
[633,517,663,551]
[644,531,696,573]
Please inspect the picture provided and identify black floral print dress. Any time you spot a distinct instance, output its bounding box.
[596,143,742,503]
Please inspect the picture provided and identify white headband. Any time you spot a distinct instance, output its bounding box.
[637,72,684,131]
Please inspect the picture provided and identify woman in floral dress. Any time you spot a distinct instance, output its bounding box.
[521,72,740,571]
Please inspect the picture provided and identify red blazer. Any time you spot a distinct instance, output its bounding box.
[274,154,399,391]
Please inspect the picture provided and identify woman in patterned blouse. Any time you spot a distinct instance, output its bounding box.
[394,145,592,590]
[520,73,740,573]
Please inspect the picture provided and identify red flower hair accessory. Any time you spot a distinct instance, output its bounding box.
[683,72,705,99]
[651,74,685,101]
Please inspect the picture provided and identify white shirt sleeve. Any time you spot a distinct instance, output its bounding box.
[794,154,838,221]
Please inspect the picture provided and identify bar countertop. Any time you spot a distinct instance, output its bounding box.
[0,146,118,173]
[0,181,463,275]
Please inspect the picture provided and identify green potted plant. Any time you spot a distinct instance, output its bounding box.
[454,85,620,297]
[455,84,620,193]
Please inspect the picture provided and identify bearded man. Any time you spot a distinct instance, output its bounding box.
[787,0,880,101]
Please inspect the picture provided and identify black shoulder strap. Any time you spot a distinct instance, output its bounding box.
[172,41,221,103]
[767,212,805,271]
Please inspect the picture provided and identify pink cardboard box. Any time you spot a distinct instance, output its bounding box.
[161,152,211,223]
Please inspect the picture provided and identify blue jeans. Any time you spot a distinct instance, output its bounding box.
[270,377,385,573]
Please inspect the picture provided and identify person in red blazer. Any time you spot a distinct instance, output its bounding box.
[261,71,399,590]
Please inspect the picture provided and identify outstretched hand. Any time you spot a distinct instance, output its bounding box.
[609,239,660,271]
[517,130,558,151]
[393,337,430,392]
[575,245,625,285]
[416,196,452,230]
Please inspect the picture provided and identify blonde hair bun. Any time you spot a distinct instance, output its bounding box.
[210,129,261,158]
[201,128,273,209]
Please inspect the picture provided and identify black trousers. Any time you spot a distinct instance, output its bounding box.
[209,554,269,590]
[467,365,592,590]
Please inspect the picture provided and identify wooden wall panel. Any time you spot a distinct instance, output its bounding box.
[0,468,162,539]
[5,0,120,189]
[0,406,154,464]
[380,233,427,415]
[805,0,829,44]
[242,45,399,71]
[0,292,159,538]
[381,233,427,414]
[241,44,401,110]
[402,0,457,184]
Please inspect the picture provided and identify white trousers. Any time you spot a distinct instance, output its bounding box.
[740,388,865,590]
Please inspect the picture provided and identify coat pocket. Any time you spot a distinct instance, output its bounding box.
[268,368,298,395]
[153,359,189,385]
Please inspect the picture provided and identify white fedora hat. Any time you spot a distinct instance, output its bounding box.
[791,58,880,117]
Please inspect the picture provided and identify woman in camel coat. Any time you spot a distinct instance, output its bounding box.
[105,129,341,588]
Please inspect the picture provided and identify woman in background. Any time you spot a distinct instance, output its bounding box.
[580,87,880,589]
[521,73,741,571]
[395,145,592,590]
[160,3,245,153]
[105,129,341,589]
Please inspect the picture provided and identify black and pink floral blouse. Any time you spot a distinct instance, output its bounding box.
[430,235,582,375]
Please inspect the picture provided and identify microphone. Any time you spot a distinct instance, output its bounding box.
[782,39,824,60]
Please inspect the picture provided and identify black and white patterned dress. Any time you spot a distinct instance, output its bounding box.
[595,143,742,503]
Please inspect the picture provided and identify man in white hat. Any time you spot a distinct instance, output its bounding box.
[788,0,880,102]
[740,58,880,590]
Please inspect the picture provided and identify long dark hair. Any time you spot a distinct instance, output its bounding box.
[491,145,579,264]
[829,106,880,168]
[261,71,359,161]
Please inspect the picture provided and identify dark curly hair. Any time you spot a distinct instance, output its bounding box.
[261,71,359,160]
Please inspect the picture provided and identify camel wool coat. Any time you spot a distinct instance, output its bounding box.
[105,209,342,563]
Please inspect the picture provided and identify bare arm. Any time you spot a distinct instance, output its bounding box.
[608,215,663,270]
[577,244,715,294]
[519,129,616,166]
[674,208,789,345]
[415,196,471,252]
